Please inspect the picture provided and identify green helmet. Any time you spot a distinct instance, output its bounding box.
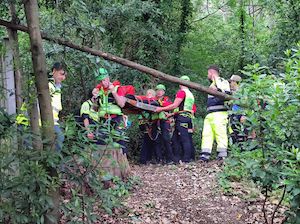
[180,75,190,81]
[95,68,109,81]
[156,84,166,91]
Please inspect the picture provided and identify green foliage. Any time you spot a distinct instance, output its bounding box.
[0,108,14,139]
[265,0,300,66]
[1,0,300,221]
[191,116,204,156]
[0,138,60,223]
[126,115,143,162]
[59,116,138,222]
[221,44,300,223]
[218,144,262,193]
[0,112,138,223]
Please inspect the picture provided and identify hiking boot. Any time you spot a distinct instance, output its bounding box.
[217,151,227,158]
[216,157,225,166]
[156,159,164,165]
[165,160,174,165]
[217,156,226,161]
[199,156,209,163]
[199,152,211,162]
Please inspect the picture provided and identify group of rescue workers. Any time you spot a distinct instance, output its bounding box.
[136,65,245,165]
[17,62,249,165]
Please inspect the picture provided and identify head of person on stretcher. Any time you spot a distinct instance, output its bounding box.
[146,89,156,99]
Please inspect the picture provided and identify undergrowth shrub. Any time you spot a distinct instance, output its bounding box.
[220,44,300,223]
[0,113,138,223]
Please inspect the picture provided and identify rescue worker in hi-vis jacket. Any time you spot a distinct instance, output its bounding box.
[49,62,66,151]
[94,68,128,154]
[16,63,66,151]
[155,76,195,163]
[155,84,176,164]
[80,88,100,140]
[199,65,231,162]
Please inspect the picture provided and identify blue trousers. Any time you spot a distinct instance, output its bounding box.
[18,124,64,151]
[54,125,64,152]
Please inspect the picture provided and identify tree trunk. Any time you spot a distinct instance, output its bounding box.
[7,3,22,113]
[173,0,192,74]
[239,0,246,70]
[7,3,42,150]
[0,19,234,101]
[22,0,55,147]
[28,98,43,150]
[7,3,30,149]
[22,0,59,223]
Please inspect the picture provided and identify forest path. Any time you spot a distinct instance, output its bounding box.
[110,162,252,224]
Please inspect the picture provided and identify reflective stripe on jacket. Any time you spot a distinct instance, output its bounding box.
[207,77,230,113]
[178,88,195,113]
[98,87,123,118]
[49,81,62,125]
[80,100,99,122]
[16,102,29,126]
[156,96,172,120]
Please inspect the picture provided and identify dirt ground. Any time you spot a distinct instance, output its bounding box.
[62,161,287,224]
[117,162,247,224]
[98,161,285,224]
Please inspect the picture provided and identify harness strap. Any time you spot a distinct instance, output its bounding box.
[167,110,194,118]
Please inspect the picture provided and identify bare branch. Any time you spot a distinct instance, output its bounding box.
[192,1,229,23]
[271,185,286,224]
[263,187,269,224]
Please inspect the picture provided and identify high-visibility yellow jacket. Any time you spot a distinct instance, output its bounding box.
[49,80,62,125]
[173,88,195,117]
[80,99,99,122]
[16,102,29,126]
[98,87,123,118]
[207,77,230,113]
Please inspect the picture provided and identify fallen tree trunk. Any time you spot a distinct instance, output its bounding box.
[0,19,234,100]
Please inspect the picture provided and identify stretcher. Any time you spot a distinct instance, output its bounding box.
[124,95,159,113]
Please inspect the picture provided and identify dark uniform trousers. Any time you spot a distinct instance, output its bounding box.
[172,114,193,163]
[98,115,128,154]
[190,133,196,161]
[159,120,176,163]
[139,121,162,164]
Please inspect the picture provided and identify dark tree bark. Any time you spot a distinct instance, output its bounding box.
[173,0,193,73]
[28,98,43,150]
[0,19,234,101]
[22,0,55,146]
[8,3,42,150]
[7,3,37,149]
[239,0,246,70]
[22,0,59,223]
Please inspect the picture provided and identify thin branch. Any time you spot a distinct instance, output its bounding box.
[263,187,269,224]
[86,144,109,176]
[271,185,286,224]
[252,7,263,15]
[206,0,209,13]
[192,1,229,24]
[81,184,86,223]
